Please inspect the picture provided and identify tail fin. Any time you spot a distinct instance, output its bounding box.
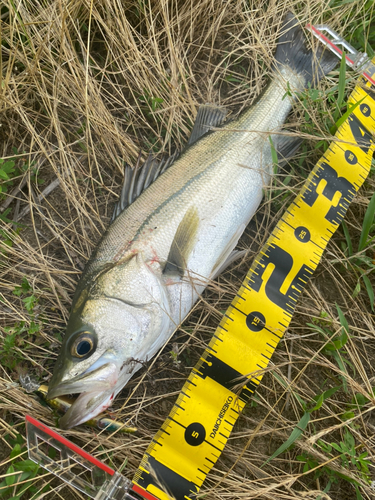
[275,12,337,86]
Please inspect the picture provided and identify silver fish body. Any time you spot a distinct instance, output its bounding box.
[48,14,337,429]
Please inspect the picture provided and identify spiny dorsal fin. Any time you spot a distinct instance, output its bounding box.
[164,206,200,276]
[187,104,228,146]
[111,150,180,222]
[112,104,227,222]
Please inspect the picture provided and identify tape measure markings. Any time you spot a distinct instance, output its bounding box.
[133,75,375,500]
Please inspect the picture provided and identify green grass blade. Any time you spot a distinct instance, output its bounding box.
[272,372,307,408]
[330,96,366,134]
[262,412,310,466]
[341,220,353,256]
[310,386,340,411]
[269,136,278,175]
[358,190,375,251]
[333,351,348,392]
[355,484,364,500]
[7,0,32,49]
[361,274,375,312]
[334,51,347,122]
[336,303,349,335]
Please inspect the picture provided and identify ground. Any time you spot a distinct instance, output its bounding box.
[1,1,375,499]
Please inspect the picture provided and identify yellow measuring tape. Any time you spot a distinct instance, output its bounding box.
[133,71,375,500]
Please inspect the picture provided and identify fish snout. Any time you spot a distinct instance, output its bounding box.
[47,361,118,396]
[47,361,120,428]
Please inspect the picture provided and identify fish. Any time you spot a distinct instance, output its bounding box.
[36,385,138,434]
[47,13,337,429]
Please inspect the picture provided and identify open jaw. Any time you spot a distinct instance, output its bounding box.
[47,362,120,429]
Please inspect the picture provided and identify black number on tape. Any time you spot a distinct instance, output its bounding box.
[246,311,266,331]
[249,245,314,313]
[294,226,310,243]
[360,103,371,117]
[302,162,355,224]
[344,150,357,165]
[347,114,372,153]
[185,423,206,446]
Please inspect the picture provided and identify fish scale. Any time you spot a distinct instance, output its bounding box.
[132,73,375,500]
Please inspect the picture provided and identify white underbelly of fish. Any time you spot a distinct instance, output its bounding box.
[164,148,272,327]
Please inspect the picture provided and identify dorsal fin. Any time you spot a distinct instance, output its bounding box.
[187,104,228,146]
[164,206,200,276]
[111,150,180,222]
[274,133,303,166]
[111,104,227,222]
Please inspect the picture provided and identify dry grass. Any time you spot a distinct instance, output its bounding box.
[1,0,375,499]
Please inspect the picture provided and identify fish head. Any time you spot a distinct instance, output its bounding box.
[48,253,171,429]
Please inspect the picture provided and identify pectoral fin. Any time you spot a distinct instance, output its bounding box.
[164,206,200,276]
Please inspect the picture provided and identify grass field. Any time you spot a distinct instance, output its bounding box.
[1,0,375,499]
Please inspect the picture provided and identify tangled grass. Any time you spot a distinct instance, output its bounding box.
[1,0,375,499]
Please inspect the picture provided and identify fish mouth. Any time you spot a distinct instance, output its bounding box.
[47,361,120,429]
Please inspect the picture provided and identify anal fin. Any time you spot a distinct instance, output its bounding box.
[210,223,246,280]
[211,249,247,280]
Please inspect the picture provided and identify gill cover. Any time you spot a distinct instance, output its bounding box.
[48,253,171,405]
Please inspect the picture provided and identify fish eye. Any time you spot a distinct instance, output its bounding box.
[71,333,95,359]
